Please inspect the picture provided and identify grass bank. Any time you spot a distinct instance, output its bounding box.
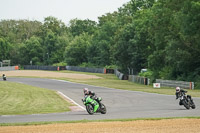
[0,81,72,115]
[55,71,200,97]
[4,70,200,97]
[1,116,200,126]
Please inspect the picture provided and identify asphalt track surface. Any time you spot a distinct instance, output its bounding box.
[1,77,200,123]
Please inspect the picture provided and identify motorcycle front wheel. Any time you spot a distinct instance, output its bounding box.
[182,100,190,109]
[86,104,94,115]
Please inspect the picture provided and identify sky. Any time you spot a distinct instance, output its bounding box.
[0,0,130,24]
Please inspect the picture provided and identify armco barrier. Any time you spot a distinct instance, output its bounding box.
[0,66,19,71]
[114,69,128,80]
[156,79,194,89]
[24,65,58,71]
[128,75,150,85]
[66,66,104,73]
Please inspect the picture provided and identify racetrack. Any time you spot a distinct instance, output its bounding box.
[1,77,200,123]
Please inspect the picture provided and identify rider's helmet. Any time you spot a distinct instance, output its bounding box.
[83,88,89,95]
[176,87,180,92]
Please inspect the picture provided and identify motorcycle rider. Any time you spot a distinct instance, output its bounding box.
[2,74,6,81]
[83,88,99,113]
[175,86,192,104]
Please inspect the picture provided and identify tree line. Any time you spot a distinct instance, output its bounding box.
[0,0,200,88]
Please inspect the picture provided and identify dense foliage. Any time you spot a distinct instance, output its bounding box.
[0,0,200,88]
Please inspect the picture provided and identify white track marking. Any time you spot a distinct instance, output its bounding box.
[57,91,86,111]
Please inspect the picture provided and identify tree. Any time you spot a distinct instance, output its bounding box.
[0,20,41,43]
[65,33,92,66]
[113,0,154,74]
[50,34,72,64]
[69,19,97,37]
[88,12,119,67]
[0,37,11,60]
[36,16,70,65]
[42,16,66,36]
[18,36,43,65]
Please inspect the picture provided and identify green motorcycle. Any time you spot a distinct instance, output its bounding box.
[82,95,106,115]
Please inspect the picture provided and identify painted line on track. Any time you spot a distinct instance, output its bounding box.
[57,91,86,111]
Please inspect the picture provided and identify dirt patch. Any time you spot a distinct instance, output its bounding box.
[0,119,200,133]
[0,70,101,80]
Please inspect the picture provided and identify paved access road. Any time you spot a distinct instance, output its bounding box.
[1,78,200,123]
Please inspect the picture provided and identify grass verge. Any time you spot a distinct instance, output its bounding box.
[6,70,200,97]
[1,116,200,126]
[0,81,72,115]
[54,71,200,97]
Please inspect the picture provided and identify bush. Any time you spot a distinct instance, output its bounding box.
[53,62,67,66]
[195,82,200,89]
[104,65,117,69]
[79,62,99,68]
[139,70,153,78]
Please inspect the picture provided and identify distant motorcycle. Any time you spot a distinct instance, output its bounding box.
[2,74,6,81]
[178,93,195,109]
[82,95,106,115]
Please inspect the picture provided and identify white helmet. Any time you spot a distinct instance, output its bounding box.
[176,87,180,92]
[83,88,89,94]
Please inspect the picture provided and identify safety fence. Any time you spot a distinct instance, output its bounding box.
[156,79,194,89]
[23,65,115,74]
[128,75,150,85]
[0,66,19,71]
[24,65,59,71]
[114,69,128,80]
[66,66,104,73]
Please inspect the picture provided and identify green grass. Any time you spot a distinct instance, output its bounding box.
[1,70,200,125]
[0,81,72,115]
[53,70,200,97]
[11,70,200,97]
[1,116,200,126]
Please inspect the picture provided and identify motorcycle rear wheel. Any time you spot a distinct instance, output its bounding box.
[191,104,196,109]
[100,103,106,114]
[189,100,196,109]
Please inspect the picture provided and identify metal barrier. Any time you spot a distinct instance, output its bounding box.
[128,75,149,85]
[24,65,58,71]
[66,66,104,73]
[0,66,19,71]
[114,69,128,80]
[156,79,194,89]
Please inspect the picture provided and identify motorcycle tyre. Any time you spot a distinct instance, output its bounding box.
[182,100,190,109]
[86,104,94,115]
[191,104,196,109]
[190,101,196,109]
[189,99,196,109]
[100,103,106,114]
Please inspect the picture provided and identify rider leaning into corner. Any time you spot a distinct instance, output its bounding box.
[83,88,99,113]
[2,74,6,80]
[175,86,193,103]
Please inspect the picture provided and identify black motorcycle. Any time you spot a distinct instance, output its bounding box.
[178,93,195,109]
[2,74,6,81]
